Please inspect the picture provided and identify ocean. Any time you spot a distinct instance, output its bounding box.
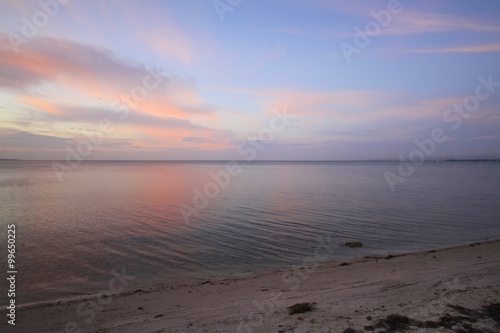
[1,160,499,306]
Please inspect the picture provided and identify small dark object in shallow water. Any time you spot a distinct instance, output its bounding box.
[345,241,363,248]
[287,302,315,315]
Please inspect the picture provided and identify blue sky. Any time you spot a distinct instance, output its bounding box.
[0,0,499,160]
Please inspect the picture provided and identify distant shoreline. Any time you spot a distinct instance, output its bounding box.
[2,159,500,162]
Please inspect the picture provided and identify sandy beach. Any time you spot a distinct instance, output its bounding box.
[4,240,499,333]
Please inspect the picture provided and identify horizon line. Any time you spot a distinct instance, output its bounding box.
[2,159,500,162]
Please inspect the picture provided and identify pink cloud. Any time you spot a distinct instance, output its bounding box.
[0,34,237,152]
[0,34,214,118]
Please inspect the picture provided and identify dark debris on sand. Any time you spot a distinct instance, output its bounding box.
[372,302,500,332]
[482,302,500,326]
[375,314,412,332]
[287,302,315,315]
[342,329,356,333]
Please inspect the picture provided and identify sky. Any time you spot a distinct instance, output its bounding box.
[0,0,499,161]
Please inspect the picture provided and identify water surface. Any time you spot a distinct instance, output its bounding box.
[0,160,499,306]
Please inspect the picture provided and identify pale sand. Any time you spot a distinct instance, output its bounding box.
[4,240,500,333]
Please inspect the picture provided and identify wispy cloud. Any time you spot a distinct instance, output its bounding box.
[110,3,196,65]
[250,42,287,72]
[406,44,500,54]
[273,2,500,39]
[467,134,500,141]
[382,11,500,36]
[0,131,69,149]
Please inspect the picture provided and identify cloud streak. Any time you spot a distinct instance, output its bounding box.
[406,44,500,54]
[275,2,500,39]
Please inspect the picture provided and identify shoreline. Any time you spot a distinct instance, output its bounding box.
[3,239,500,332]
[14,238,498,309]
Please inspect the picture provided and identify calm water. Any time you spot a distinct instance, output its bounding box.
[0,160,499,306]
